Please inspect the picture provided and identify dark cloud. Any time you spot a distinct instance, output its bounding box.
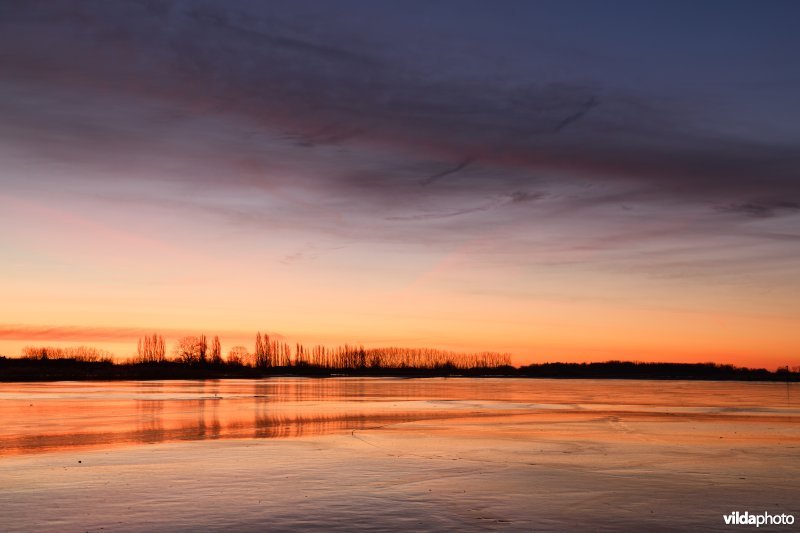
[553,95,599,133]
[420,157,475,186]
[718,201,800,219]
[508,191,546,204]
[1,0,800,258]
[384,204,492,221]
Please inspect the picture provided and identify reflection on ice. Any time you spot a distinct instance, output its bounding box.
[0,378,798,455]
[0,378,798,531]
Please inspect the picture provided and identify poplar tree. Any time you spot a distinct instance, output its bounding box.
[210,336,222,364]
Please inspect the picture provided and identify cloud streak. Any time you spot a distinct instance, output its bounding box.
[3,0,798,215]
[420,157,475,186]
[0,324,283,343]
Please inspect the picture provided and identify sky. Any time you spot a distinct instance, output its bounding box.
[1,1,799,368]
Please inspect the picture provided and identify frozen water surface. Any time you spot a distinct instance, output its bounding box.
[0,378,798,531]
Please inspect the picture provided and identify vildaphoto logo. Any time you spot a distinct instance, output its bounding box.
[723,511,795,527]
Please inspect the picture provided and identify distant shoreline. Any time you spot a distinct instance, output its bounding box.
[1,357,797,382]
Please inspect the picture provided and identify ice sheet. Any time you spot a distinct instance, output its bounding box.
[0,378,798,531]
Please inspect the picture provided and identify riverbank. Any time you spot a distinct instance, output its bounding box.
[1,357,796,382]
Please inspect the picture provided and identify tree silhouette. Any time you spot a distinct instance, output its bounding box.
[210,335,222,364]
[227,345,250,366]
[137,333,166,363]
[198,334,207,365]
[254,332,271,368]
[263,333,273,368]
[174,335,208,365]
[21,345,113,362]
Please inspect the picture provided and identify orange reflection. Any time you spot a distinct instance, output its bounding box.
[0,378,798,456]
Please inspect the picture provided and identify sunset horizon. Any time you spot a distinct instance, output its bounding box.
[0,322,795,371]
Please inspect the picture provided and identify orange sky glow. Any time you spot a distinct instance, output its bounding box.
[1,187,798,369]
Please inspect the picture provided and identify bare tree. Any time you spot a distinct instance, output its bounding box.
[137,333,166,363]
[227,345,250,366]
[210,335,222,364]
[174,335,207,364]
[263,333,272,368]
[198,334,207,364]
[254,332,269,368]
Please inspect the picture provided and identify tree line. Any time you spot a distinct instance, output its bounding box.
[20,345,114,363]
[126,332,512,370]
[17,334,796,380]
[7,344,799,381]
